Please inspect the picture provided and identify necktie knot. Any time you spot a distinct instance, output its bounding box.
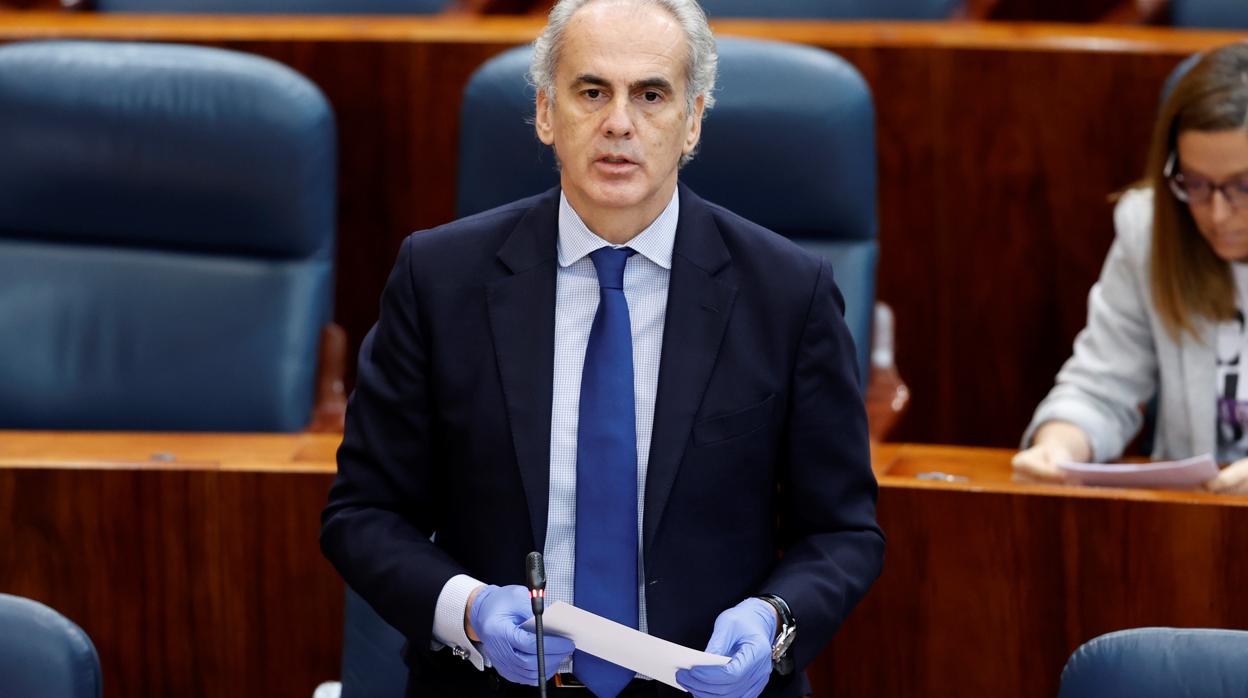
[589,247,635,290]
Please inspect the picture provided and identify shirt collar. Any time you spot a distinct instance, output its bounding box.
[557,188,678,270]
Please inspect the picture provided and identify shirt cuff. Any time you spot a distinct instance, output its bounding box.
[432,573,486,670]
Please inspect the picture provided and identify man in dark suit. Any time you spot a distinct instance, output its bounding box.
[320,0,884,696]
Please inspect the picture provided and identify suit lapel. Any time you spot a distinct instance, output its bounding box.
[487,189,560,551]
[644,185,737,553]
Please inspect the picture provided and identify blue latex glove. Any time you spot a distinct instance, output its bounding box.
[676,598,777,698]
[469,584,576,686]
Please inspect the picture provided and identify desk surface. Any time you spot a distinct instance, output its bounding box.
[0,430,339,471]
[2,13,1246,51]
[873,442,1248,505]
[4,429,1241,500]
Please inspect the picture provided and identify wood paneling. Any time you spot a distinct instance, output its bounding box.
[0,432,341,698]
[7,434,1245,697]
[0,0,63,9]
[0,16,1242,449]
[813,445,1248,697]
[968,0,1168,22]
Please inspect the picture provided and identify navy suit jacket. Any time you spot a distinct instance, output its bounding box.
[321,184,884,697]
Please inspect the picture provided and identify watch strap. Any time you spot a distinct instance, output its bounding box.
[755,594,796,675]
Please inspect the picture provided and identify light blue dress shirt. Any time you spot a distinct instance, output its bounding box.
[432,188,678,672]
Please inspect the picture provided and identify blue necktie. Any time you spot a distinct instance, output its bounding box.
[574,247,639,698]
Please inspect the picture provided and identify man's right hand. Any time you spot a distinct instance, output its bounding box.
[1012,420,1092,483]
[467,584,576,686]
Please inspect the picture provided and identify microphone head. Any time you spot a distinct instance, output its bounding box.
[526,551,546,591]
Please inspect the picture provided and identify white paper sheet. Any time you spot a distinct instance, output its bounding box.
[1057,453,1219,489]
[521,601,729,690]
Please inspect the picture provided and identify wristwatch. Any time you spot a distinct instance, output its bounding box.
[755,594,797,675]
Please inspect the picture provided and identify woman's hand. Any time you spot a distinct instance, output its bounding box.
[1205,458,1248,495]
[1012,421,1092,483]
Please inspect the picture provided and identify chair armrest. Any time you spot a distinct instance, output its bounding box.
[865,302,909,442]
[308,322,348,433]
[1099,0,1170,24]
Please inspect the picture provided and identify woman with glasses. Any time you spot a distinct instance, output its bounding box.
[1013,42,1248,494]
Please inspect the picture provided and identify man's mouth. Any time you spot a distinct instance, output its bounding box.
[598,155,636,165]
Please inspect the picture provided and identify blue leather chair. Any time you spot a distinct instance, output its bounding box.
[0,594,102,698]
[1162,51,1203,104]
[458,38,878,382]
[1059,627,1248,697]
[0,41,337,431]
[86,0,449,13]
[696,0,960,19]
[1171,0,1248,29]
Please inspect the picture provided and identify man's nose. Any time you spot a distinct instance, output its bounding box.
[601,95,634,138]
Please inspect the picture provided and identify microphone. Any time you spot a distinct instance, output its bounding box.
[526,551,547,614]
[526,551,548,697]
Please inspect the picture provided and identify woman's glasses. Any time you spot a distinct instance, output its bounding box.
[1165,152,1248,210]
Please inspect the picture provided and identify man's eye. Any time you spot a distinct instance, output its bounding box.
[641,91,662,103]
[584,89,602,99]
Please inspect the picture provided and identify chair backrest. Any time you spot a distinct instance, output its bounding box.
[0,594,102,698]
[88,0,449,13]
[696,0,960,19]
[1171,0,1248,29]
[1059,627,1248,698]
[339,585,408,698]
[458,38,878,381]
[0,41,336,431]
[1161,51,1203,105]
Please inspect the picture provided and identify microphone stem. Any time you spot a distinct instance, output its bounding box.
[534,612,547,698]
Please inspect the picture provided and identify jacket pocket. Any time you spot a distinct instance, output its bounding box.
[692,394,776,446]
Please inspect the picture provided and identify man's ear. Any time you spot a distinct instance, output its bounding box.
[535,88,555,146]
[683,93,705,155]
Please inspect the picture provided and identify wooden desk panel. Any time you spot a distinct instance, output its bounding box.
[0,16,1242,444]
[813,445,1248,697]
[0,432,341,698]
[5,434,1248,696]
[0,0,61,9]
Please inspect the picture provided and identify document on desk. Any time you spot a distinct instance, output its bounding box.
[1058,453,1218,489]
[521,602,728,690]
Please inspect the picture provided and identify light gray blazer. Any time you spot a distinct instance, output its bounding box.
[1023,187,1216,461]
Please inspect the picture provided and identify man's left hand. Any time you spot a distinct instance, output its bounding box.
[675,598,776,698]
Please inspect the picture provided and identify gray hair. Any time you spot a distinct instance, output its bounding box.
[530,0,718,165]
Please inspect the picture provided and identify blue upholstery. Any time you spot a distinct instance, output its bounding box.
[1171,0,1248,29]
[458,38,878,381]
[0,594,102,698]
[340,585,408,698]
[1059,627,1248,698]
[697,0,960,19]
[0,41,336,431]
[1161,51,1203,104]
[91,0,449,13]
